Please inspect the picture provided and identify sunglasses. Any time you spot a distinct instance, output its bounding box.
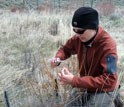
[73,28,86,34]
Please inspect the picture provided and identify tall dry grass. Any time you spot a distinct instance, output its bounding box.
[0,9,124,106]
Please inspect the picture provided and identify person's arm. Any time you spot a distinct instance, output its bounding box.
[55,36,77,60]
[51,36,77,68]
[72,47,118,90]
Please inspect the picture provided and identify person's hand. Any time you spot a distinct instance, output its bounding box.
[58,67,74,85]
[51,57,61,68]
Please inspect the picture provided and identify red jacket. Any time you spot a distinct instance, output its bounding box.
[56,26,118,92]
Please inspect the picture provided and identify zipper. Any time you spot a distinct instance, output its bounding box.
[85,47,88,73]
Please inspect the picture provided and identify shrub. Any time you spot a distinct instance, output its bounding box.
[110,13,121,21]
[96,2,115,16]
[49,20,59,36]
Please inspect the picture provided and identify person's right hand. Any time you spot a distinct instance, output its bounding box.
[50,57,61,68]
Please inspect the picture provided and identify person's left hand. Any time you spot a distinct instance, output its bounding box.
[58,67,74,85]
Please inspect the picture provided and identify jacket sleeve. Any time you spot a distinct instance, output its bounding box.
[55,36,77,60]
[72,42,118,90]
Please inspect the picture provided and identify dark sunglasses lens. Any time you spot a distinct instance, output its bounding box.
[73,29,85,34]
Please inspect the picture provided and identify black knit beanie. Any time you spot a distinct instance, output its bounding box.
[72,7,99,30]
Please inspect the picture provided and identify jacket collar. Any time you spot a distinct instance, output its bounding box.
[92,26,104,46]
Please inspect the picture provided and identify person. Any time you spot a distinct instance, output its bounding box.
[51,7,121,107]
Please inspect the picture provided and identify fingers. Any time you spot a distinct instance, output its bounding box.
[61,67,70,76]
[58,73,62,80]
[58,67,69,83]
[60,67,70,77]
[50,58,60,68]
[58,70,64,81]
[63,67,70,74]
[58,69,65,82]
[58,73,65,85]
[61,68,65,76]
[58,67,73,85]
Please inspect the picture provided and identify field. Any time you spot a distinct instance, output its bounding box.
[0,6,124,106]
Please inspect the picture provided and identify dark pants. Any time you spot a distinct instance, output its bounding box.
[64,90,117,107]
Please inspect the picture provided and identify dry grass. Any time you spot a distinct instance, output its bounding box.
[0,9,124,107]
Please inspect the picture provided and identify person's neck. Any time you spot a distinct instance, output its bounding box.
[84,29,98,46]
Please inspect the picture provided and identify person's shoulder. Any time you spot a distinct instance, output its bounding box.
[98,26,116,45]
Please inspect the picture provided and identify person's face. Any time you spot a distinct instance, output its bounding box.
[73,27,96,42]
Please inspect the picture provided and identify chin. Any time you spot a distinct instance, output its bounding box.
[79,38,86,42]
